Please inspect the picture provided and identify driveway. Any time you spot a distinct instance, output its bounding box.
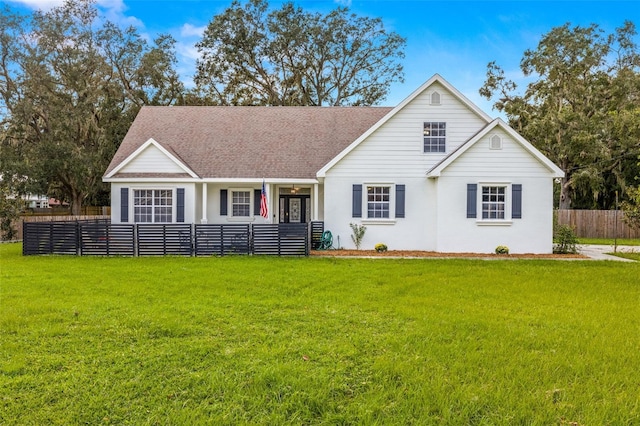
[579,245,638,262]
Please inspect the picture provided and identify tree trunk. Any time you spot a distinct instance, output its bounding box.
[559,177,572,210]
[70,190,84,216]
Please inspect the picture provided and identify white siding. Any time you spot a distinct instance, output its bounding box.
[323,83,557,253]
[323,82,488,250]
[434,176,554,253]
[110,182,196,224]
[434,133,556,253]
[119,144,185,174]
[327,82,489,179]
[323,176,438,251]
[442,130,553,178]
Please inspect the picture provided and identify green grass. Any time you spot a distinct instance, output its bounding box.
[2,243,640,425]
[608,251,640,261]
[578,237,640,246]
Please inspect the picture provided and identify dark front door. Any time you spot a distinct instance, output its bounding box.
[279,195,310,223]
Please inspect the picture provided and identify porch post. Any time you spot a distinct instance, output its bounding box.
[268,183,273,223]
[201,183,208,224]
[313,183,319,220]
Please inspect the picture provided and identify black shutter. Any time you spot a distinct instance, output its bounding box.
[121,188,129,223]
[176,188,185,222]
[352,184,362,218]
[254,189,261,216]
[220,189,228,216]
[512,184,522,219]
[395,184,405,218]
[466,184,477,218]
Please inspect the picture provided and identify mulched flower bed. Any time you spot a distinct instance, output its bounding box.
[310,249,586,259]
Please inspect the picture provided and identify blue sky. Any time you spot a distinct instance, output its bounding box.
[6,0,639,115]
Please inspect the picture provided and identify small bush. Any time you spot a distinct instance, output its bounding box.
[350,223,366,250]
[495,245,509,255]
[375,243,388,252]
[554,225,579,254]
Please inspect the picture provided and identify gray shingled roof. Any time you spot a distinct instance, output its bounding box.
[105,106,393,180]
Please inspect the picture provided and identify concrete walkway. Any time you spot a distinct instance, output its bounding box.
[579,245,638,262]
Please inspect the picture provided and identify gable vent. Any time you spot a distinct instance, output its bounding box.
[430,91,441,105]
[490,134,502,150]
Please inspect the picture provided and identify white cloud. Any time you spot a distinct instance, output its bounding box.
[8,0,144,28]
[180,23,206,38]
[6,0,64,10]
[334,0,351,7]
[97,0,145,29]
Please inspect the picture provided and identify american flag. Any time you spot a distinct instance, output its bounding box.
[260,180,269,219]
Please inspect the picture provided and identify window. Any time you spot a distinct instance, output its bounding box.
[424,122,446,153]
[367,186,390,219]
[482,186,506,219]
[134,189,173,223]
[231,190,251,217]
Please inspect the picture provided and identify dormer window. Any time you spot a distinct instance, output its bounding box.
[424,122,446,153]
[490,135,502,150]
[430,91,441,105]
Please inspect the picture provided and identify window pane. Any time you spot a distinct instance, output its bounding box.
[481,186,505,219]
[134,206,152,223]
[367,186,390,219]
[232,191,251,217]
[155,206,172,222]
[133,189,173,223]
[424,122,446,153]
[153,189,172,222]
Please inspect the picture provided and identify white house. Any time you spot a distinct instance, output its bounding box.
[103,74,564,253]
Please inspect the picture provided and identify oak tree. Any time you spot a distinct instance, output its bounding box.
[480,22,640,209]
[194,0,406,106]
[0,0,183,214]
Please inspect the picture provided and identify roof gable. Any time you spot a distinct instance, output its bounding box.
[317,74,492,177]
[105,138,198,179]
[427,119,565,178]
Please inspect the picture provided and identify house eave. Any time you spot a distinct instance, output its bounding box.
[103,176,321,184]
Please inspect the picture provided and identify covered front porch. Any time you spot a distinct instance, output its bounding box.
[195,180,324,225]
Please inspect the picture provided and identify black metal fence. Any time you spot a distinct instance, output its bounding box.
[23,220,320,257]
[310,221,324,250]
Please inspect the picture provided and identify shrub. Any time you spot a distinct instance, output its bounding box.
[621,186,640,230]
[349,223,366,250]
[375,243,388,252]
[495,245,509,255]
[553,225,579,254]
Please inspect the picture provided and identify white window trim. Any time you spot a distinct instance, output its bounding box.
[476,182,512,225]
[131,187,176,223]
[227,188,256,222]
[362,183,396,224]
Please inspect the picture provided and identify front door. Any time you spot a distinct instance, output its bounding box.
[279,195,310,223]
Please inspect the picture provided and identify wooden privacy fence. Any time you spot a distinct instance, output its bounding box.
[9,215,111,242]
[22,220,313,256]
[556,209,640,239]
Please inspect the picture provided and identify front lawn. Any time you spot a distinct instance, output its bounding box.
[608,251,640,261]
[578,237,640,246]
[1,243,639,424]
